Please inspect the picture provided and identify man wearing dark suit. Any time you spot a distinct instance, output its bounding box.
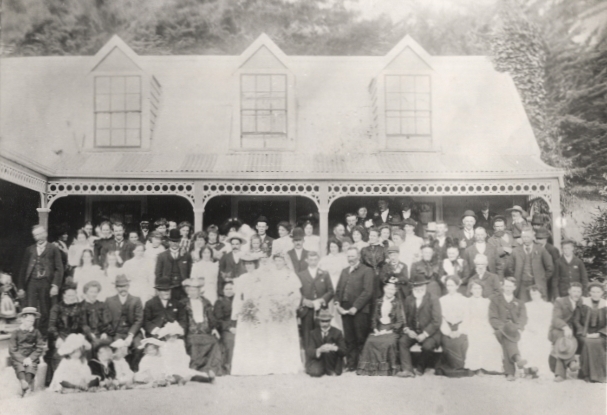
[105,274,144,369]
[305,309,346,377]
[552,240,589,298]
[93,221,114,265]
[99,222,136,266]
[475,201,496,235]
[297,252,334,349]
[397,274,442,377]
[548,283,583,381]
[138,216,151,244]
[488,216,515,275]
[335,247,374,371]
[214,282,235,374]
[489,277,536,381]
[534,227,559,299]
[372,198,396,228]
[155,229,192,301]
[287,228,309,274]
[218,232,247,290]
[398,198,424,237]
[18,225,64,337]
[451,210,477,254]
[511,228,554,302]
[143,277,186,337]
[430,221,452,263]
[462,227,503,280]
[465,254,502,298]
[255,216,274,252]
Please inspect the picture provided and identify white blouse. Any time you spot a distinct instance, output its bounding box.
[439,293,468,335]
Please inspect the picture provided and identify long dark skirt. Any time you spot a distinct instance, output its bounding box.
[579,337,606,383]
[187,333,224,376]
[356,333,399,376]
[436,334,472,378]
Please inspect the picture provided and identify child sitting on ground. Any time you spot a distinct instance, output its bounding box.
[9,307,46,396]
[110,339,134,387]
[158,322,215,384]
[88,342,118,390]
[134,338,173,388]
[49,334,99,393]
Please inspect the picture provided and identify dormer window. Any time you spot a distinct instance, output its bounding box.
[240,74,287,148]
[385,75,431,137]
[94,75,142,148]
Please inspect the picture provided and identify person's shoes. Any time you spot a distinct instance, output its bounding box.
[515,358,527,370]
[524,367,539,379]
[413,368,424,377]
[554,376,565,383]
[506,374,516,382]
[326,371,337,377]
[396,370,416,378]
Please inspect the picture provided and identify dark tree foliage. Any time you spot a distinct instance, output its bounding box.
[576,206,607,281]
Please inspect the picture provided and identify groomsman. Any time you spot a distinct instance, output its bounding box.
[297,251,334,349]
[305,309,346,377]
[218,232,247,285]
[155,229,193,300]
[335,247,374,371]
[373,198,396,227]
[255,216,274,252]
[288,228,309,274]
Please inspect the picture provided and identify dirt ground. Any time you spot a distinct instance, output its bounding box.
[1,368,605,415]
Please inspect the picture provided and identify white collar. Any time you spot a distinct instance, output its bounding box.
[504,293,514,303]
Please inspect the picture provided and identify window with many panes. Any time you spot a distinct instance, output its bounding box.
[385,75,431,137]
[240,74,287,148]
[95,76,142,148]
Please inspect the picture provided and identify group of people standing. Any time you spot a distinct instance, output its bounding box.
[6,198,606,397]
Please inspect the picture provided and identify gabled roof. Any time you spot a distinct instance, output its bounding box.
[0,35,562,182]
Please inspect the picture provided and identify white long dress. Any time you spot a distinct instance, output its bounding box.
[520,299,553,377]
[231,265,303,375]
[318,253,348,331]
[462,296,503,372]
[122,257,155,303]
[399,234,423,271]
[191,260,220,305]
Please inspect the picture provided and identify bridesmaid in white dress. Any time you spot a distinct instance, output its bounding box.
[463,280,503,374]
[318,238,347,331]
[191,246,220,305]
[121,243,155,303]
[271,221,294,257]
[520,285,553,377]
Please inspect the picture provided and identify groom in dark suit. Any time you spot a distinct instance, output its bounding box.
[297,251,334,350]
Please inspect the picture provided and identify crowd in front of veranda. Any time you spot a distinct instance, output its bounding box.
[2,197,605,398]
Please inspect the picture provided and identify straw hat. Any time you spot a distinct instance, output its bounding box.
[138,337,164,349]
[58,334,91,356]
[18,307,40,318]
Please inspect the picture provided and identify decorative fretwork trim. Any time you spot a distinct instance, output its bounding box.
[327,180,554,207]
[46,180,195,207]
[0,159,47,193]
[201,181,321,207]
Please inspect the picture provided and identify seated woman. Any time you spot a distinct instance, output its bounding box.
[463,280,503,375]
[81,281,112,347]
[440,245,470,295]
[436,276,472,378]
[73,248,106,301]
[357,278,404,376]
[49,334,98,393]
[574,282,607,383]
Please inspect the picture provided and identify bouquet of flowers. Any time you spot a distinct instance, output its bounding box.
[269,297,295,323]
[240,299,261,325]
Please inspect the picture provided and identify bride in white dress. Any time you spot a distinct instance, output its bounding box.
[231,252,303,375]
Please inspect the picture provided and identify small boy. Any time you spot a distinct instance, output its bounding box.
[9,307,46,396]
[111,339,134,387]
[88,342,118,389]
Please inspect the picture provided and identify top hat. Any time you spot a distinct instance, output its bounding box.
[400,197,415,210]
[256,216,269,225]
[317,308,333,321]
[461,210,477,221]
[154,277,176,291]
[292,227,305,241]
[168,229,181,242]
[410,272,430,286]
[58,334,91,356]
[18,307,41,318]
[499,322,521,342]
[114,274,130,287]
[506,205,526,215]
[534,227,551,240]
[552,336,578,360]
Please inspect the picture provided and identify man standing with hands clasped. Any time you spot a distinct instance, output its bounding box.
[334,247,374,372]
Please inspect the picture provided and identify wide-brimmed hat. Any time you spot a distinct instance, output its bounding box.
[58,334,91,356]
[168,229,181,242]
[138,338,164,349]
[506,205,526,215]
[241,252,261,263]
[402,218,418,228]
[225,231,247,244]
[18,307,40,318]
[499,322,521,342]
[292,227,305,241]
[182,278,203,288]
[158,321,184,338]
[114,274,130,287]
[410,273,430,287]
[317,308,333,322]
[155,276,176,291]
[110,339,128,349]
[552,336,578,360]
[534,227,551,240]
[461,210,477,221]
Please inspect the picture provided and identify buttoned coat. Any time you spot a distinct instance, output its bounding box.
[105,294,144,337]
[462,243,503,279]
[155,250,192,286]
[335,263,375,314]
[143,295,186,336]
[511,244,554,299]
[548,296,582,343]
[287,248,309,274]
[297,268,334,318]
[18,243,64,290]
[489,293,528,332]
[403,292,441,340]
